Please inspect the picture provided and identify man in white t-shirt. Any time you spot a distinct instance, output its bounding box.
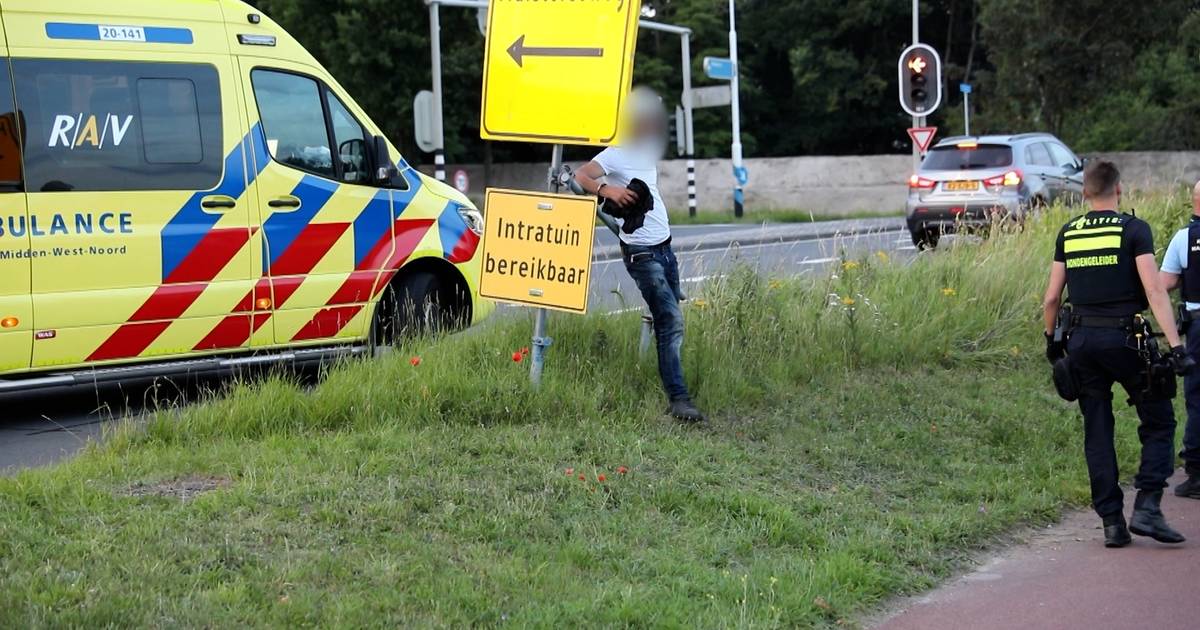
[574,88,703,423]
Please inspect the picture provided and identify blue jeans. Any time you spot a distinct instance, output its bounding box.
[1183,317,1200,475]
[622,240,690,402]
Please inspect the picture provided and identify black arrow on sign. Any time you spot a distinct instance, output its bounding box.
[506,35,604,68]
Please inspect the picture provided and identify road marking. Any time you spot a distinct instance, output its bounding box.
[798,256,840,265]
[682,274,725,283]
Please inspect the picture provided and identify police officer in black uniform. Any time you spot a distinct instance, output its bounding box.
[1042,160,1194,548]
[1158,180,1200,499]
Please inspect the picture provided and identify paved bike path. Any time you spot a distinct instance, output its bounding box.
[875,470,1200,630]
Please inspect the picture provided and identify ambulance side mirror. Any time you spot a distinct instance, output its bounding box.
[372,135,399,186]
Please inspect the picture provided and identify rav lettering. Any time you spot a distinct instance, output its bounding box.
[48,113,135,149]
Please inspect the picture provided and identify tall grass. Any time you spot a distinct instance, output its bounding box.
[123,191,1093,446]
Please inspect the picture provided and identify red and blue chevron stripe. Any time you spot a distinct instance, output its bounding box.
[160,123,269,282]
[89,127,268,362]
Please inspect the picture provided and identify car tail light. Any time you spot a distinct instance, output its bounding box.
[908,174,936,189]
[983,169,1022,188]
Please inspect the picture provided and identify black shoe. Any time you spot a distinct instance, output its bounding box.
[1102,513,1131,548]
[1174,474,1200,499]
[669,399,705,424]
[1130,491,1187,544]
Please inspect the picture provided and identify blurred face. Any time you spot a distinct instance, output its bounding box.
[623,89,667,159]
[633,115,666,142]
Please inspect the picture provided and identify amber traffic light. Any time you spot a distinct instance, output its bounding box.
[898,44,942,117]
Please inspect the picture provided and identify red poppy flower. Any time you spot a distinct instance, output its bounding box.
[597,474,606,483]
[565,468,574,475]
[409,356,421,367]
[578,474,586,481]
[521,347,530,355]
[512,352,524,363]
[617,466,628,475]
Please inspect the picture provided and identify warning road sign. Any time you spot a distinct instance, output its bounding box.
[908,126,938,153]
[480,189,598,313]
[480,0,640,145]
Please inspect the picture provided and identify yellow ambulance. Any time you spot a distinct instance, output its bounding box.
[0,0,490,392]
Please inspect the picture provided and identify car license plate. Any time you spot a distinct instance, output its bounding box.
[944,180,978,191]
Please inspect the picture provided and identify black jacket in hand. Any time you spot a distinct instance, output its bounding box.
[601,178,654,235]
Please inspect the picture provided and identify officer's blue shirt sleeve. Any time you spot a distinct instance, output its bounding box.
[1162,227,1189,274]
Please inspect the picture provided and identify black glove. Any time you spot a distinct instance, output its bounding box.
[1169,345,1196,376]
[1045,332,1066,365]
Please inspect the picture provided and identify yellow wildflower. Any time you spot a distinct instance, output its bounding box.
[841,260,860,271]
[942,287,957,297]
[841,296,856,306]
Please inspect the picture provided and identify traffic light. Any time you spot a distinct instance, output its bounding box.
[898,43,942,117]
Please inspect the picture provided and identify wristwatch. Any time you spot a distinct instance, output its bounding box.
[596,183,607,196]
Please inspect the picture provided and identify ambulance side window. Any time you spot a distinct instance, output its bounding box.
[0,60,22,191]
[250,70,335,179]
[251,69,376,186]
[326,94,367,185]
[12,59,222,192]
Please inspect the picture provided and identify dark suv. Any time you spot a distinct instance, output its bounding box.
[905,133,1084,248]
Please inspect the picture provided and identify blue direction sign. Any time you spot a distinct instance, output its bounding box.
[704,56,735,81]
[960,83,973,94]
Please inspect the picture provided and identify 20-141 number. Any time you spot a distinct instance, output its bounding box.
[98,25,146,42]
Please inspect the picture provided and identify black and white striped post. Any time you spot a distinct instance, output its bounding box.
[428,1,448,181]
[434,149,446,182]
[680,31,697,217]
[686,159,697,216]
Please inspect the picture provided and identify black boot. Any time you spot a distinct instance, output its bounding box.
[668,399,705,424]
[1102,513,1131,548]
[1129,490,1187,544]
[1174,474,1200,499]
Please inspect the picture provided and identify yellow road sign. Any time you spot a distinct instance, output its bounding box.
[480,189,597,313]
[480,0,640,145]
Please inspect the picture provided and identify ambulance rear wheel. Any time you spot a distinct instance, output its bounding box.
[369,271,458,352]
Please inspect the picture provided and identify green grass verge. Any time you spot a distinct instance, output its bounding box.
[667,208,903,225]
[0,194,1190,627]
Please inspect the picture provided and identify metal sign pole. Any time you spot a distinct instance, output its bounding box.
[963,91,970,136]
[728,0,744,218]
[910,0,919,174]
[429,1,447,181]
[530,143,564,386]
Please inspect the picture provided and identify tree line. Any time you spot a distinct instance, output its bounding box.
[247,0,1200,164]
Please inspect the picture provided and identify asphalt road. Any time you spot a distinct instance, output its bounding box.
[0,220,912,474]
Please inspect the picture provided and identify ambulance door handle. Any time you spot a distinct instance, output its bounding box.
[268,195,302,210]
[201,195,237,211]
